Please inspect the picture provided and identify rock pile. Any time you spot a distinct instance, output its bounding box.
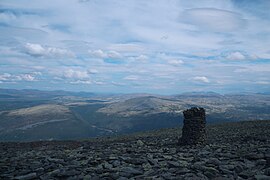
[179,107,206,145]
[0,120,270,179]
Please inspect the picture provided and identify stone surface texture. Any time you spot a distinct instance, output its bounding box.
[179,107,206,145]
[0,120,270,179]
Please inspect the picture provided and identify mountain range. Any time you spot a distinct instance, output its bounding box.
[0,88,269,142]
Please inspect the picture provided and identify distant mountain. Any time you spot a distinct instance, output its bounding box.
[176,91,223,97]
[0,88,96,99]
[0,88,270,142]
[0,104,105,141]
[98,96,182,117]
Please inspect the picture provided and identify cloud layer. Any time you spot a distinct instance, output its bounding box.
[0,0,270,94]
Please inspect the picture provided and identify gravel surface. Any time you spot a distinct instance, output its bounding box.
[0,120,270,180]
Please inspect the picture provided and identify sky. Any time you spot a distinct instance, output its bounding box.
[0,0,270,94]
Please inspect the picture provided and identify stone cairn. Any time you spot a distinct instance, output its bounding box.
[178,107,206,145]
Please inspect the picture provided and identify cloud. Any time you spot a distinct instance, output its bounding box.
[124,75,139,81]
[107,51,122,59]
[135,55,148,61]
[128,55,148,62]
[0,73,38,82]
[0,11,17,23]
[167,59,184,66]
[181,8,246,32]
[193,76,210,83]
[89,49,122,59]
[226,51,246,60]
[88,69,99,74]
[94,81,106,85]
[62,69,89,80]
[16,74,35,81]
[24,43,74,58]
[0,73,12,81]
[70,80,91,84]
[1,0,270,94]
[78,0,90,3]
[89,49,107,59]
[255,81,270,85]
[112,81,126,86]
[108,43,145,53]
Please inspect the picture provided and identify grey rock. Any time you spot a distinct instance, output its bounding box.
[120,167,143,177]
[206,158,221,166]
[176,168,190,175]
[204,166,219,175]
[61,169,80,176]
[144,169,156,176]
[167,161,181,168]
[219,167,232,174]
[178,160,189,167]
[235,164,244,173]
[14,173,37,180]
[137,140,144,146]
[265,168,270,176]
[192,162,206,171]
[83,175,92,180]
[112,160,121,167]
[239,170,255,179]
[126,158,146,165]
[254,175,270,180]
[48,169,61,176]
[104,161,113,169]
[256,159,267,166]
[47,157,64,163]
[163,155,173,160]
[245,153,264,160]
[148,158,158,166]
[117,177,128,180]
[219,165,235,170]
[161,172,174,180]
[109,155,118,160]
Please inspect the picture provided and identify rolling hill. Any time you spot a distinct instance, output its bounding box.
[0,88,270,141]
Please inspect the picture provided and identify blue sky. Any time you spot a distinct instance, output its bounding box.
[0,0,270,94]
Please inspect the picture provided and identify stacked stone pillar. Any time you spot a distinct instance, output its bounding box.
[179,107,206,145]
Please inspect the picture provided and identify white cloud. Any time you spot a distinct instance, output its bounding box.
[108,44,144,53]
[181,8,246,32]
[94,81,106,85]
[24,43,45,56]
[124,75,139,81]
[193,76,210,83]
[226,52,246,60]
[107,51,122,59]
[112,81,126,86]
[89,49,107,59]
[17,74,35,81]
[167,59,184,65]
[129,55,148,62]
[62,69,89,80]
[24,43,74,58]
[0,73,12,81]
[89,49,122,59]
[0,12,17,23]
[256,81,270,85]
[135,55,148,61]
[88,69,99,74]
[0,73,37,82]
[70,80,91,84]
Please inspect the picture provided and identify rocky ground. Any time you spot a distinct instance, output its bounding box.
[0,120,270,180]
